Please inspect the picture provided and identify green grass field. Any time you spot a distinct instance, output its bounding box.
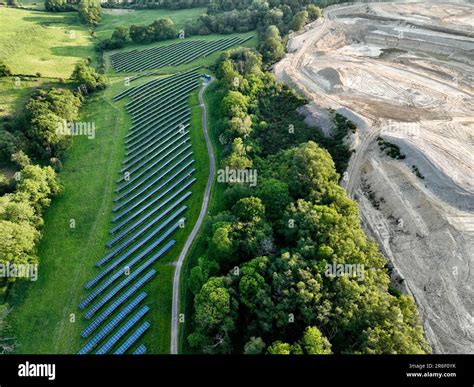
[96,7,207,40]
[0,77,38,119]
[0,7,95,78]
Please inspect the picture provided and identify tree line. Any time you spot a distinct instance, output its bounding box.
[185,48,431,355]
[0,61,106,313]
[98,18,177,50]
[44,0,101,26]
[0,62,105,164]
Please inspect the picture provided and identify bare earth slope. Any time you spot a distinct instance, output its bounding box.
[275,1,473,354]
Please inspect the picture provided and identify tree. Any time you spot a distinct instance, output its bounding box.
[24,88,81,159]
[260,25,284,63]
[359,295,431,354]
[0,195,36,225]
[149,18,177,41]
[232,197,265,223]
[222,138,252,170]
[0,60,12,77]
[226,114,252,139]
[208,223,234,264]
[15,165,61,215]
[0,220,39,267]
[290,10,308,32]
[71,62,106,92]
[189,256,220,295]
[78,0,101,26]
[271,141,339,202]
[217,59,240,90]
[45,0,67,11]
[244,337,265,354]
[11,150,30,168]
[306,5,322,21]
[189,277,237,354]
[111,26,129,45]
[220,91,248,117]
[223,184,252,209]
[30,112,65,156]
[267,341,291,354]
[0,130,18,161]
[299,326,332,354]
[256,178,291,222]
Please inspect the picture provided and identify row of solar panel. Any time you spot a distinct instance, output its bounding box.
[80,72,200,354]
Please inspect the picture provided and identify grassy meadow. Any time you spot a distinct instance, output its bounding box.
[0,7,95,78]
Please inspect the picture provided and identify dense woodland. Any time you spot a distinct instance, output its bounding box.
[186,49,430,354]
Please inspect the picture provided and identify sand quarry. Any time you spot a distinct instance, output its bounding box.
[275,1,473,353]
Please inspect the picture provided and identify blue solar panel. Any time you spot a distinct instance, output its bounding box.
[119,70,198,104]
[113,153,193,206]
[113,321,150,354]
[83,270,154,321]
[113,163,194,217]
[122,126,190,171]
[110,177,195,234]
[126,81,192,113]
[122,124,189,167]
[96,205,187,267]
[96,306,149,354]
[126,73,199,112]
[78,292,146,354]
[107,191,191,247]
[126,104,189,142]
[82,222,181,305]
[85,240,175,317]
[114,70,198,101]
[125,111,190,156]
[132,344,147,355]
[129,96,190,131]
[86,209,186,288]
[117,134,190,183]
[129,93,192,129]
[127,83,190,115]
[115,142,191,192]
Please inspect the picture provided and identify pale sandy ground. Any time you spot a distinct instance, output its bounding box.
[275,1,474,354]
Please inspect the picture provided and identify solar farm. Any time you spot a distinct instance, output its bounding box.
[109,36,252,72]
[78,69,202,354]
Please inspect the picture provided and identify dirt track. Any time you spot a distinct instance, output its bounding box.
[275,1,473,354]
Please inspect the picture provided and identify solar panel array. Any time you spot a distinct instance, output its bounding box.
[78,70,201,354]
[110,36,252,73]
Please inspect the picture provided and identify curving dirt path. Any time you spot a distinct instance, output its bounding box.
[170,78,215,354]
